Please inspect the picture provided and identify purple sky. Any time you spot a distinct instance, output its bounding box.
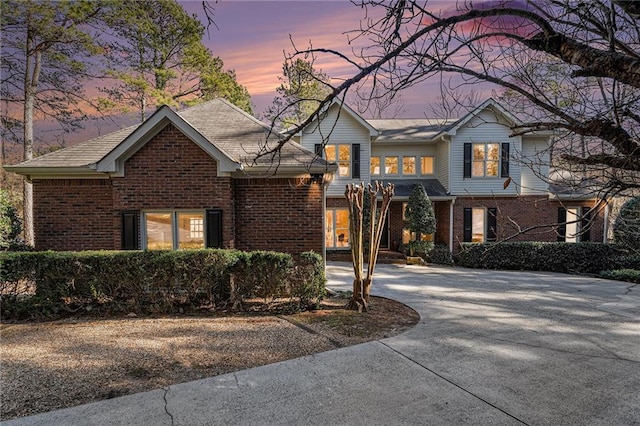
[180,0,492,118]
[28,1,497,148]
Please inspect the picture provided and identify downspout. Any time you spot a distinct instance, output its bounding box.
[603,200,610,243]
[322,177,328,269]
[449,198,456,253]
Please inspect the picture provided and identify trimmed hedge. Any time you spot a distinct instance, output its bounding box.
[426,244,454,265]
[0,249,325,320]
[599,269,640,284]
[455,242,640,274]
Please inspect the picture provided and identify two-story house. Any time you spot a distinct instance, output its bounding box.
[296,98,605,258]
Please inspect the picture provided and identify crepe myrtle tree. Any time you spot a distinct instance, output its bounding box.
[345,181,394,312]
[405,183,436,257]
[257,0,640,239]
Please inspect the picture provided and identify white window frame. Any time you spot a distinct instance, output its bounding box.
[472,143,500,178]
[420,156,435,175]
[142,210,206,250]
[325,144,351,178]
[326,207,350,249]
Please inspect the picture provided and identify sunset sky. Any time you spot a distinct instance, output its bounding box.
[26,0,497,147]
[179,0,488,118]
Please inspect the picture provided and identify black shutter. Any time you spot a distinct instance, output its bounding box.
[463,143,472,178]
[581,207,592,242]
[352,144,361,179]
[487,207,497,242]
[463,207,472,242]
[501,143,510,178]
[206,210,223,248]
[314,144,322,157]
[121,210,139,250]
[557,207,566,242]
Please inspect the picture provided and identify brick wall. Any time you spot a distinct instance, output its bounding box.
[32,179,114,251]
[234,178,324,254]
[111,124,235,249]
[452,196,604,252]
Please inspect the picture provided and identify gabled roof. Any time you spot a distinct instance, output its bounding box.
[299,98,379,137]
[5,98,334,178]
[368,99,524,143]
[435,98,522,138]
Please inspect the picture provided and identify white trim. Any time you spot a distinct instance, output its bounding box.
[96,105,241,176]
[142,209,207,250]
[449,198,455,253]
[299,99,379,137]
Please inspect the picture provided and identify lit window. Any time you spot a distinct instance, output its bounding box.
[326,208,350,249]
[325,144,350,177]
[178,213,204,249]
[402,157,416,175]
[402,228,434,244]
[472,143,499,177]
[463,207,497,243]
[144,211,206,250]
[421,157,434,175]
[145,213,173,250]
[385,156,398,175]
[472,208,485,242]
[371,156,381,175]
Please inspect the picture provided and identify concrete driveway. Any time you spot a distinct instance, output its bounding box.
[4,263,639,425]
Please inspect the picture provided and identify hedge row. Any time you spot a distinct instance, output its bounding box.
[455,242,640,274]
[0,249,325,320]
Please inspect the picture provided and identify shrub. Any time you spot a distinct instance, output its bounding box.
[613,197,640,252]
[455,242,637,274]
[426,244,454,265]
[405,184,436,256]
[0,248,323,320]
[599,269,640,283]
[0,189,30,251]
[290,251,326,308]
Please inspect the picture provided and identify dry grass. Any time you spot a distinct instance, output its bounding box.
[0,296,419,421]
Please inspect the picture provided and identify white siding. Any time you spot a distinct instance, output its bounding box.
[299,104,372,197]
[519,136,550,194]
[435,139,450,191]
[449,110,521,196]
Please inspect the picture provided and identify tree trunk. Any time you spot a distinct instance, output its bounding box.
[362,276,372,304]
[346,277,368,312]
[22,26,39,247]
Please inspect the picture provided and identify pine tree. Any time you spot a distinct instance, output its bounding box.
[405,184,436,256]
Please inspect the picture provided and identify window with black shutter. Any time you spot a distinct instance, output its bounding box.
[352,144,360,179]
[581,207,592,242]
[121,210,140,250]
[557,207,567,242]
[501,143,510,178]
[463,207,472,242]
[487,207,497,242]
[463,143,472,178]
[206,210,223,248]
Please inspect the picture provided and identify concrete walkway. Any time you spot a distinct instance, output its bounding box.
[4,263,639,425]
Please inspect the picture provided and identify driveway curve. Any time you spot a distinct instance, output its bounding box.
[4,263,639,426]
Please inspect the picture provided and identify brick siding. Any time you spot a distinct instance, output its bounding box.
[452,196,604,252]
[31,124,324,255]
[234,178,324,254]
[32,179,114,251]
[111,124,235,249]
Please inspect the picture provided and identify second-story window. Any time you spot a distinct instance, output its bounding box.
[325,144,351,177]
[402,157,416,175]
[473,143,499,177]
[421,156,434,175]
[385,156,399,175]
[371,156,381,175]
